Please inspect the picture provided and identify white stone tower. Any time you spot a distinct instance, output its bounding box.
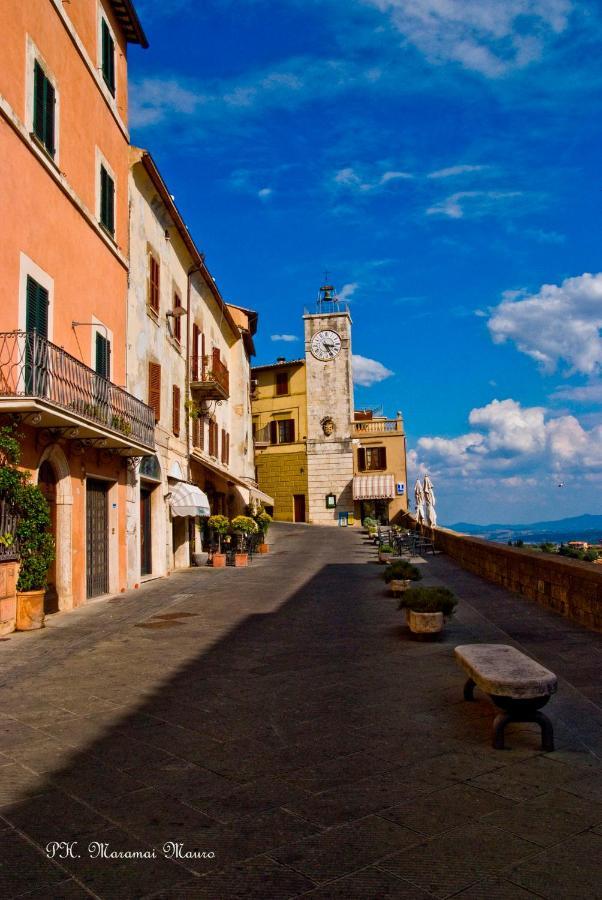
[303,284,355,524]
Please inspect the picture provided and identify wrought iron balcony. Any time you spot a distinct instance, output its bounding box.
[352,418,403,435]
[0,331,155,454]
[190,348,229,402]
[253,423,271,448]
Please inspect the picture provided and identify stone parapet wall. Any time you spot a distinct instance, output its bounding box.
[399,512,602,632]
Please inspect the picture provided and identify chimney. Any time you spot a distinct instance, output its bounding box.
[276,357,285,364]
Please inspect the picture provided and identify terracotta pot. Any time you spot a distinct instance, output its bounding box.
[211,553,227,568]
[258,543,269,554]
[407,609,443,635]
[0,561,18,635]
[16,589,46,631]
[234,553,248,567]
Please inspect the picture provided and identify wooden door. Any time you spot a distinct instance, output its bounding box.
[86,479,109,598]
[140,486,152,577]
[293,494,306,523]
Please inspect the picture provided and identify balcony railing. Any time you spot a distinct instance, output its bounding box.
[352,418,402,434]
[190,348,229,401]
[0,331,155,451]
[253,424,271,448]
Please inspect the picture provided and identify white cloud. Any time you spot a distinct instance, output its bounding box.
[551,381,602,405]
[413,397,602,486]
[427,190,523,219]
[352,354,394,386]
[258,187,273,200]
[333,166,413,193]
[362,0,572,77]
[488,272,602,374]
[338,282,358,302]
[428,164,490,179]
[270,334,298,342]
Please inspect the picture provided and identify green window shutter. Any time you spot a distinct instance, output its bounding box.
[44,77,55,156]
[100,165,115,234]
[33,61,55,156]
[101,20,116,95]
[25,276,49,337]
[33,61,44,142]
[95,333,110,378]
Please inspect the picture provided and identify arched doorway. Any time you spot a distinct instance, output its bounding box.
[37,445,73,610]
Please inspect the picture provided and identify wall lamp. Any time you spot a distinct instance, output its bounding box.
[166,305,187,338]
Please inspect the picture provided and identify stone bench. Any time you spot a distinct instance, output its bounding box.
[454,644,557,751]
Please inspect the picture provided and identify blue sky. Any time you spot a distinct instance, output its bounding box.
[129,0,602,524]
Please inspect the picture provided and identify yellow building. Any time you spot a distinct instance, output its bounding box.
[252,358,309,522]
[252,290,408,525]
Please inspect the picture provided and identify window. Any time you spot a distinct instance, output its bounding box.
[148,253,160,314]
[33,60,55,157]
[173,292,182,343]
[221,428,226,463]
[269,419,295,444]
[95,332,111,378]
[192,416,204,450]
[208,420,219,457]
[191,323,199,380]
[358,446,387,471]
[25,275,49,337]
[99,165,115,235]
[276,371,289,396]
[148,362,161,422]
[172,385,181,436]
[101,19,116,96]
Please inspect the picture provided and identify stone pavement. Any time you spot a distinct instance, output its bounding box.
[1,523,602,899]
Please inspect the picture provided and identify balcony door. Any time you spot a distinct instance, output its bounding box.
[86,479,109,598]
[25,276,49,395]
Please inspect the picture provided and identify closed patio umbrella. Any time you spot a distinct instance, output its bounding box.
[414,479,425,524]
[423,474,437,527]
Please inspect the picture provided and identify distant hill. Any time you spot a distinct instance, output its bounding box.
[446,514,602,544]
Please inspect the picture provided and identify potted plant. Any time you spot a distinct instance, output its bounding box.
[230,515,258,567]
[378,543,396,564]
[255,509,272,553]
[0,424,54,631]
[362,516,377,534]
[383,560,421,596]
[208,514,229,567]
[398,586,458,637]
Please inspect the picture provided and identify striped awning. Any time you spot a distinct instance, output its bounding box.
[353,474,395,501]
[170,483,210,518]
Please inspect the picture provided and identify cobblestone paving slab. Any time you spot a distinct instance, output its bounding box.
[0,524,601,898]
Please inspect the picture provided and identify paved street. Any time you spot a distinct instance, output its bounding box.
[1,523,602,899]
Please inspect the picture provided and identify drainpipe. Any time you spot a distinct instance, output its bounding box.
[186,266,200,482]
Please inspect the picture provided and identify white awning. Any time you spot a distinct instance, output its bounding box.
[169,483,210,517]
[250,487,274,507]
[353,474,395,501]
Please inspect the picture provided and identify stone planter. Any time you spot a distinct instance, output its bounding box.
[234,552,248,567]
[192,551,208,567]
[16,589,45,631]
[389,578,411,596]
[211,552,227,568]
[0,560,18,636]
[407,609,444,635]
[258,543,269,554]
[379,552,394,564]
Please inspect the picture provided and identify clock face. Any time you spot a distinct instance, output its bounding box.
[311,330,342,361]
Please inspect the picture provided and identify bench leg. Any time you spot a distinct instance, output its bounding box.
[535,711,555,752]
[463,678,476,701]
[492,712,512,750]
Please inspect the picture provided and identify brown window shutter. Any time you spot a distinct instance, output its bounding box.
[192,416,199,447]
[269,420,278,445]
[226,433,230,465]
[199,417,205,451]
[148,362,161,422]
[149,255,160,312]
[276,371,288,395]
[172,384,180,436]
[221,428,226,463]
[191,323,199,381]
[378,447,387,469]
[201,332,206,377]
[358,447,366,472]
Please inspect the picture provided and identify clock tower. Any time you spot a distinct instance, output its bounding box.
[303,284,355,524]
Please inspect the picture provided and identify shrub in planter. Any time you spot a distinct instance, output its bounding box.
[397,587,457,616]
[0,424,55,630]
[383,561,421,583]
[363,517,377,529]
[208,514,230,566]
[231,515,257,566]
